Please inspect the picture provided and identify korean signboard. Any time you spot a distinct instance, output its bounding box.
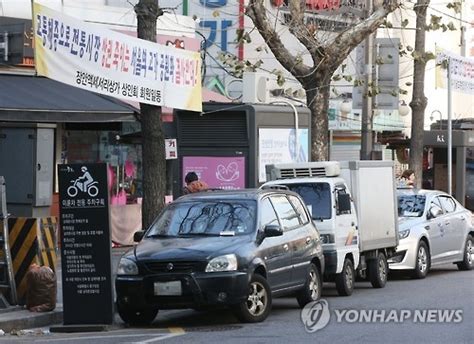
[33,1,202,112]
[165,138,178,160]
[258,128,309,182]
[58,163,113,325]
[183,156,246,190]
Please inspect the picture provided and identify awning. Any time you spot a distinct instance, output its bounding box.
[0,74,137,122]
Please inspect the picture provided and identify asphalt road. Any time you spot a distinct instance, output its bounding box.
[0,255,472,344]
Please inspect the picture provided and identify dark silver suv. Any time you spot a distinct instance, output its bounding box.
[115,189,324,324]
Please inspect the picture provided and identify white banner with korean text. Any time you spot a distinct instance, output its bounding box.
[33,1,202,112]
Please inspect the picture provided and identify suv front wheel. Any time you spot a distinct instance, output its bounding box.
[296,263,322,307]
[233,274,272,323]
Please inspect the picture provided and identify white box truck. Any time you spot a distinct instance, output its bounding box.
[263,161,399,296]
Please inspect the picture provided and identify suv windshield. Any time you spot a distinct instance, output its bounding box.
[287,183,331,220]
[146,200,257,237]
[398,194,426,217]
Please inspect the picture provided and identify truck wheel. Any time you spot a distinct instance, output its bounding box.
[412,241,430,279]
[335,258,354,296]
[368,252,388,288]
[117,303,158,326]
[296,263,322,307]
[456,235,473,271]
[233,274,272,323]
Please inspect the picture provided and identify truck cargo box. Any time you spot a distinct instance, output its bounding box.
[339,161,399,252]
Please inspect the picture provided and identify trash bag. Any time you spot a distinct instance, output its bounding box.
[25,263,57,312]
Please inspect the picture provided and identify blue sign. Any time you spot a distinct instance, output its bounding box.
[199,0,227,8]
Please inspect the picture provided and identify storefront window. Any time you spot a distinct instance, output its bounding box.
[64,130,142,204]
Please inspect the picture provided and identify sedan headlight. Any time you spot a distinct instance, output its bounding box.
[205,254,238,272]
[399,229,410,239]
[117,257,139,275]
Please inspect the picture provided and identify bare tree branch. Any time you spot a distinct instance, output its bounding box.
[246,0,311,81]
[288,0,322,66]
[328,0,400,69]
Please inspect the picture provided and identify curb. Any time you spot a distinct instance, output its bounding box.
[0,308,63,333]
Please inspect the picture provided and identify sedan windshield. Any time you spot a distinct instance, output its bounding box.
[146,200,257,237]
[398,194,426,217]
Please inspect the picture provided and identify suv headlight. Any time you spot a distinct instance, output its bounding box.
[205,254,238,272]
[399,229,410,239]
[117,257,139,275]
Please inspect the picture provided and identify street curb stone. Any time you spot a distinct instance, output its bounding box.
[0,307,63,332]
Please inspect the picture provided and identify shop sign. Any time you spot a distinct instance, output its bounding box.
[165,138,178,159]
[183,156,246,189]
[33,1,202,111]
[258,128,309,182]
[58,163,113,325]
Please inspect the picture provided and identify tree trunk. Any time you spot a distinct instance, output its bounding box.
[409,0,430,188]
[135,0,166,228]
[304,72,331,161]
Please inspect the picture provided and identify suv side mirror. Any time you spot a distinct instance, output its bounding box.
[133,230,145,242]
[337,193,351,214]
[264,224,283,238]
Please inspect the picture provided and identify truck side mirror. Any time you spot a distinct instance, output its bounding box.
[337,193,351,214]
[133,230,145,242]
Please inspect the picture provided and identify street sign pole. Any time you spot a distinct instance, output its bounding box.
[447,59,452,196]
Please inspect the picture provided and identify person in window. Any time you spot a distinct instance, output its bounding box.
[183,171,209,194]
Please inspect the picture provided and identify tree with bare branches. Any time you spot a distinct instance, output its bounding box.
[408,0,429,188]
[135,0,166,228]
[246,0,401,161]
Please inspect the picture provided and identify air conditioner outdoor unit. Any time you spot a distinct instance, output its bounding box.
[242,72,268,104]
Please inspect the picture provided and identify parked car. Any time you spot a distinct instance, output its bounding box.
[115,189,325,325]
[388,189,474,278]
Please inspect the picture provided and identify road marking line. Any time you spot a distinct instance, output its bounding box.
[132,332,184,343]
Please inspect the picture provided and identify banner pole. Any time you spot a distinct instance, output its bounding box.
[447,58,452,196]
[31,0,37,76]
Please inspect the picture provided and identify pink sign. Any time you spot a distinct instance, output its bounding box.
[183,156,246,190]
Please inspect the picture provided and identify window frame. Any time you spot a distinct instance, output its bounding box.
[288,194,310,225]
[269,194,301,231]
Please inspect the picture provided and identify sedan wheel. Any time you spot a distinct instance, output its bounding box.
[412,241,430,279]
[233,274,272,323]
[456,235,473,271]
[296,263,322,307]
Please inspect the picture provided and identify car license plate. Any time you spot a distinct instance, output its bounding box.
[154,281,182,296]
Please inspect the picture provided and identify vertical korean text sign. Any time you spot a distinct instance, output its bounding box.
[58,163,113,325]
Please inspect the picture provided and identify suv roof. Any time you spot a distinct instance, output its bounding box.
[176,188,300,202]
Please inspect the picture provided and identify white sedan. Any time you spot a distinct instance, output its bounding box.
[388,189,473,278]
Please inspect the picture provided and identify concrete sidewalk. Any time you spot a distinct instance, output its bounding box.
[0,246,131,334]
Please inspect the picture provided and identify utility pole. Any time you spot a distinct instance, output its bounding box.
[360,0,374,160]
